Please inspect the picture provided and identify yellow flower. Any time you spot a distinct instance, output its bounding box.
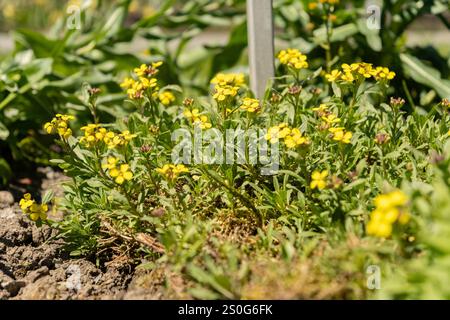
[312,104,329,116]
[310,170,328,190]
[121,130,137,141]
[265,123,291,144]
[102,156,118,170]
[366,220,392,238]
[240,97,260,113]
[321,114,341,124]
[134,64,150,77]
[355,62,373,78]
[341,72,355,83]
[121,63,163,99]
[120,77,135,89]
[102,157,133,185]
[139,77,158,90]
[19,193,34,211]
[366,190,410,238]
[126,81,144,99]
[284,128,310,148]
[159,91,176,106]
[19,193,48,222]
[103,131,116,145]
[194,116,212,130]
[152,61,163,69]
[184,108,201,121]
[329,62,395,84]
[371,66,395,81]
[43,114,75,140]
[325,69,342,82]
[278,49,309,70]
[184,109,212,130]
[80,124,118,147]
[133,61,162,77]
[156,164,189,181]
[388,190,408,207]
[105,130,137,149]
[211,73,245,88]
[329,127,352,144]
[342,63,359,73]
[213,85,239,102]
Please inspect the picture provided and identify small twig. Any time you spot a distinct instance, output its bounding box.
[101,219,165,254]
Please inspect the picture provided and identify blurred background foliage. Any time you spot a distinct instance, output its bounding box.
[0,0,449,183]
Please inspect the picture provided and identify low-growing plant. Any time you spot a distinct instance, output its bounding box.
[17,46,450,298]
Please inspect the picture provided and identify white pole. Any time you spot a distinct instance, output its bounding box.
[246,0,275,99]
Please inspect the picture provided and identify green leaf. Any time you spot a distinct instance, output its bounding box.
[400,53,450,99]
[42,190,55,205]
[357,20,382,52]
[13,29,60,57]
[23,58,53,84]
[313,23,358,44]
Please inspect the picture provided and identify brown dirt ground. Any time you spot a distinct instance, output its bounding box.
[0,167,174,300]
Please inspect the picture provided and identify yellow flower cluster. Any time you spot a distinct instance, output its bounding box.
[366,190,410,238]
[108,130,138,149]
[19,193,48,221]
[211,73,245,87]
[310,170,328,190]
[321,113,341,125]
[43,114,75,140]
[265,124,310,148]
[120,62,163,100]
[156,164,189,181]
[278,49,309,70]
[211,73,245,102]
[102,157,133,185]
[183,109,212,130]
[371,66,397,82]
[240,97,260,113]
[329,127,352,144]
[285,128,310,148]
[318,113,352,144]
[325,63,395,83]
[159,91,176,106]
[80,124,136,149]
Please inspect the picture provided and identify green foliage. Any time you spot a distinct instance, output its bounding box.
[378,144,450,299]
[3,0,450,300]
[30,50,450,298]
[2,0,449,184]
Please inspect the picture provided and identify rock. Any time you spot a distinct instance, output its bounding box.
[0,191,14,206]
[25,266,50,283]
[14,275,61,300]
[0,272,26,297]
[3,244,61,278]
[31,224,54,245]
[0,207,32,246]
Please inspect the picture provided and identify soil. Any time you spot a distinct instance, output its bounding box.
[0,167,167,300]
